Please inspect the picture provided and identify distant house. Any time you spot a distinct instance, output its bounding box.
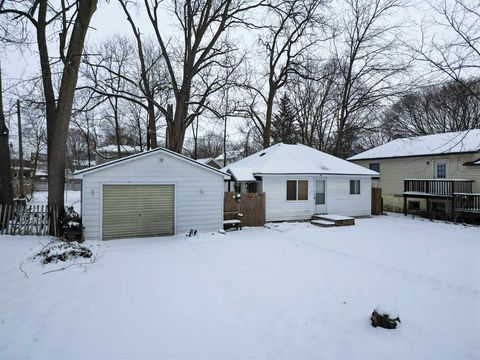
[215,150,243,167]
[348,130,480,219]
[95,145,140,165]
[74,148,228,241]
[223,143,378,222]
[196,157,223,169]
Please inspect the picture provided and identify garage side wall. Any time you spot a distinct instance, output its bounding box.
[81,152,224,240]
[325,176,371,216]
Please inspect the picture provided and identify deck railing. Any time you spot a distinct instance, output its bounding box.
[454,193,480,214]
[404,179,473,196]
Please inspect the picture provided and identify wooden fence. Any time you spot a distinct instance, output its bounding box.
[224,192,266,227]
[371,188,382,215]
[0,204,59,236]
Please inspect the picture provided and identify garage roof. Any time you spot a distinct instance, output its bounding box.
[73,147,229,178]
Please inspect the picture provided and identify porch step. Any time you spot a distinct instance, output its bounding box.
[311,214,355,226]
[310,219,336,228]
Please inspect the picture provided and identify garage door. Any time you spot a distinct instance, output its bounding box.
[102,184,174,240]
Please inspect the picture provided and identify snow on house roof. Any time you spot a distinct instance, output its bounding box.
[96,145,139,153]
[348,130,480,161]
[195,157,222,170]
[196,158,213,164]
[215,150,242,161]
[223,143,378,181]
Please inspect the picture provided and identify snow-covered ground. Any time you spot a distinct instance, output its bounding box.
[28,191,81,213]
[0,215,479,360]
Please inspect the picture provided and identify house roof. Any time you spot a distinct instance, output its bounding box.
[223,143,378,181]
[215,150,242,161]
[348,129,480,161]
[196,157,222,167]
[73,147,229,178]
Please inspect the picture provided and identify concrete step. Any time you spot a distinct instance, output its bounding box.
[311,214,355,226]
[310,219,336,228]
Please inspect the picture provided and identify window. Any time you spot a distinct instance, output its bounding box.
[408,201,420,211]
[435,160,447,179]
[350,180,361,195]
[369,163,380,173]
[315,180,326,205]
[298,180,308,200]
[286,180,308,201]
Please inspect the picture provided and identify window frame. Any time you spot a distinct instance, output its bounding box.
[349,179,361,195]
[286,180,309,201]
[434,160,447,179]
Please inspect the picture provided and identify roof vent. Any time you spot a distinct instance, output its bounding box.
[259,152,266,157]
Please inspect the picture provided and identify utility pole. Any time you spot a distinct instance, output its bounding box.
[17,99,25,199]
[166,104,173,148]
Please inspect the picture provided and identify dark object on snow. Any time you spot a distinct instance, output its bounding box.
[34,241,93,264]
[186,229,198,237]
[371,309,401,329]
[62,206,84,242]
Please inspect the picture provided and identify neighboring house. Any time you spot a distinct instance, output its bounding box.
[74,148,227,241]
[196,157,223,169]
[215,150,243,167]
[95,145,140,165]
[348,130,480,218]
[222,143,378,222]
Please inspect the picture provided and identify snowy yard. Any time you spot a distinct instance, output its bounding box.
[0,215,479,359]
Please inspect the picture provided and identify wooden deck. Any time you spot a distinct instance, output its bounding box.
[311,214,355,227]
[403,179,479,222]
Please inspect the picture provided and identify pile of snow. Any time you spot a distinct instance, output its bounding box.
[33,241,93,264]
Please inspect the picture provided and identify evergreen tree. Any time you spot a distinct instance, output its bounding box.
[271,94,298,145]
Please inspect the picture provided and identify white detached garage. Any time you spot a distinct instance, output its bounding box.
[74,148,226,241]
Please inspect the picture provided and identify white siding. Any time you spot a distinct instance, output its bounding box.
[263,175,315,222]
[262,175,372,222]
[325,176,372,216]
[80,151,224,240]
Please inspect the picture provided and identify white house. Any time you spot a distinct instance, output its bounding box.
[74,148,227,241]
[223,143,378,221]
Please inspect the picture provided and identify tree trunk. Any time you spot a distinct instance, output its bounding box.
[147,100,157,149]
[263,90,276,149]
[43,0,98,233]
[167,94,188,153]
[0,68,13,206]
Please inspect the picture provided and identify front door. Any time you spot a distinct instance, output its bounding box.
[315,179,327,214]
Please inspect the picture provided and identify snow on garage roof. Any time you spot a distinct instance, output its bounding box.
[223,143,378,181]
[348,130,480,161]
[74,147,228,178]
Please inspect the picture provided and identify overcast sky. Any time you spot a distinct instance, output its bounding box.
[0,0,459,151]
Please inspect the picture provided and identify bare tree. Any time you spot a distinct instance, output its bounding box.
[287,60,337,150]
[0,0,98,228]
[144,0,268,153]
[413,0,480,99]
[383,79,480,138]
[242,0,327,148]
[81,33,168,151]
[332,0,408,158]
